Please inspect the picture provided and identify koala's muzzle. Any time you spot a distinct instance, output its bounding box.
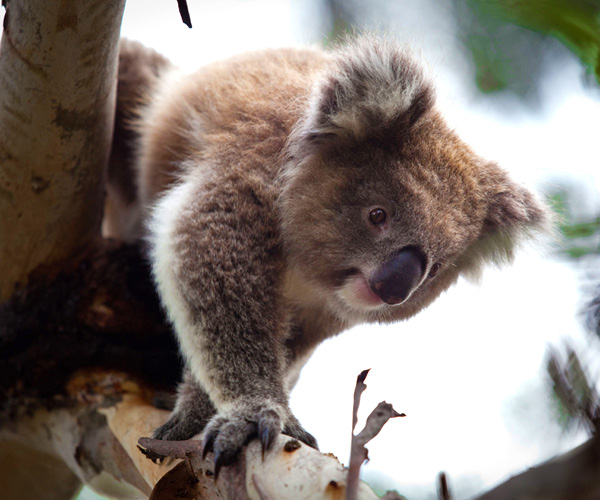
[369,247,425,305]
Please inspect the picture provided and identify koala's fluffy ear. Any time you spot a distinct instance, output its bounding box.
[484,183,547,235]
[460,171,550,278]
[294,37,434,152]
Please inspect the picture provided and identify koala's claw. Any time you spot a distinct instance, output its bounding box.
[213,451,225,480]
[259,426,272,458]
[258,408,279,455]
[213,446,239,479]
[201,426,218,459]
[202,412,259,469]
[201,406,314,476]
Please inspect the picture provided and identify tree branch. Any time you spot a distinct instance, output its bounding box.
[474,435,600,500]
[138,369,406,500]
[2,370,392,500]
[474,344,600,500]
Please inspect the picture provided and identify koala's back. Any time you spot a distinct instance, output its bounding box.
[136,47,328,207]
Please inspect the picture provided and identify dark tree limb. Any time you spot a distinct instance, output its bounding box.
[474,435,600,500]
[0,2,135,496]
[474,344,600,499]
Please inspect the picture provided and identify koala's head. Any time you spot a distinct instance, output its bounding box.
[279,37,548,324]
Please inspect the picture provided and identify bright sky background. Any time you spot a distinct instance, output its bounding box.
[125,1,600,499]
[9,0,596,498]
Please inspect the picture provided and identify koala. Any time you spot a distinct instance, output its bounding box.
[105,37,548,473]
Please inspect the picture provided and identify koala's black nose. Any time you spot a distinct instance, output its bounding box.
[369,247,425,305]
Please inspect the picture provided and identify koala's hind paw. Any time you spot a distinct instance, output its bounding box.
[152,410,207,442]
[283,417,318,450]
[201,405,317,477]
[152,371,216,442]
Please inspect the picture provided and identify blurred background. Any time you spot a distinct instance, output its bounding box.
[80,0,599,498]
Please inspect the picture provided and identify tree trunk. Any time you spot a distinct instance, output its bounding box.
[0,0,125,496]
[0,0,125,301]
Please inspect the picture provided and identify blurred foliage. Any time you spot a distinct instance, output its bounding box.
[321,0,353,45]
[322,0,600,101]
[474,0,600,82]
[457,0,600,99]
[562,219,600,240]
[456,2,551,98]
[547,189,600,258]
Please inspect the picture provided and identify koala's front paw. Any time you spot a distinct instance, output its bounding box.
[201,403,317,477]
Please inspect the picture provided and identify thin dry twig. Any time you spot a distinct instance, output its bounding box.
[138,436,203,462]
[347,370,405,500]
[438,472,453,500]
[352,369,370,433]
[354,401,404,448]
[176,0,192,28]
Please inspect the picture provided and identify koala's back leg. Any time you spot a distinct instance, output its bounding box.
[154,370,216,441]
[103,40,172,240]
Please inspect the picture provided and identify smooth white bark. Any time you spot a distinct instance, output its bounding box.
[0,0,125,300]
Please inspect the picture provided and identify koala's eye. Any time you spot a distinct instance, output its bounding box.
[428,262,441,278]
[369,208,386,227]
